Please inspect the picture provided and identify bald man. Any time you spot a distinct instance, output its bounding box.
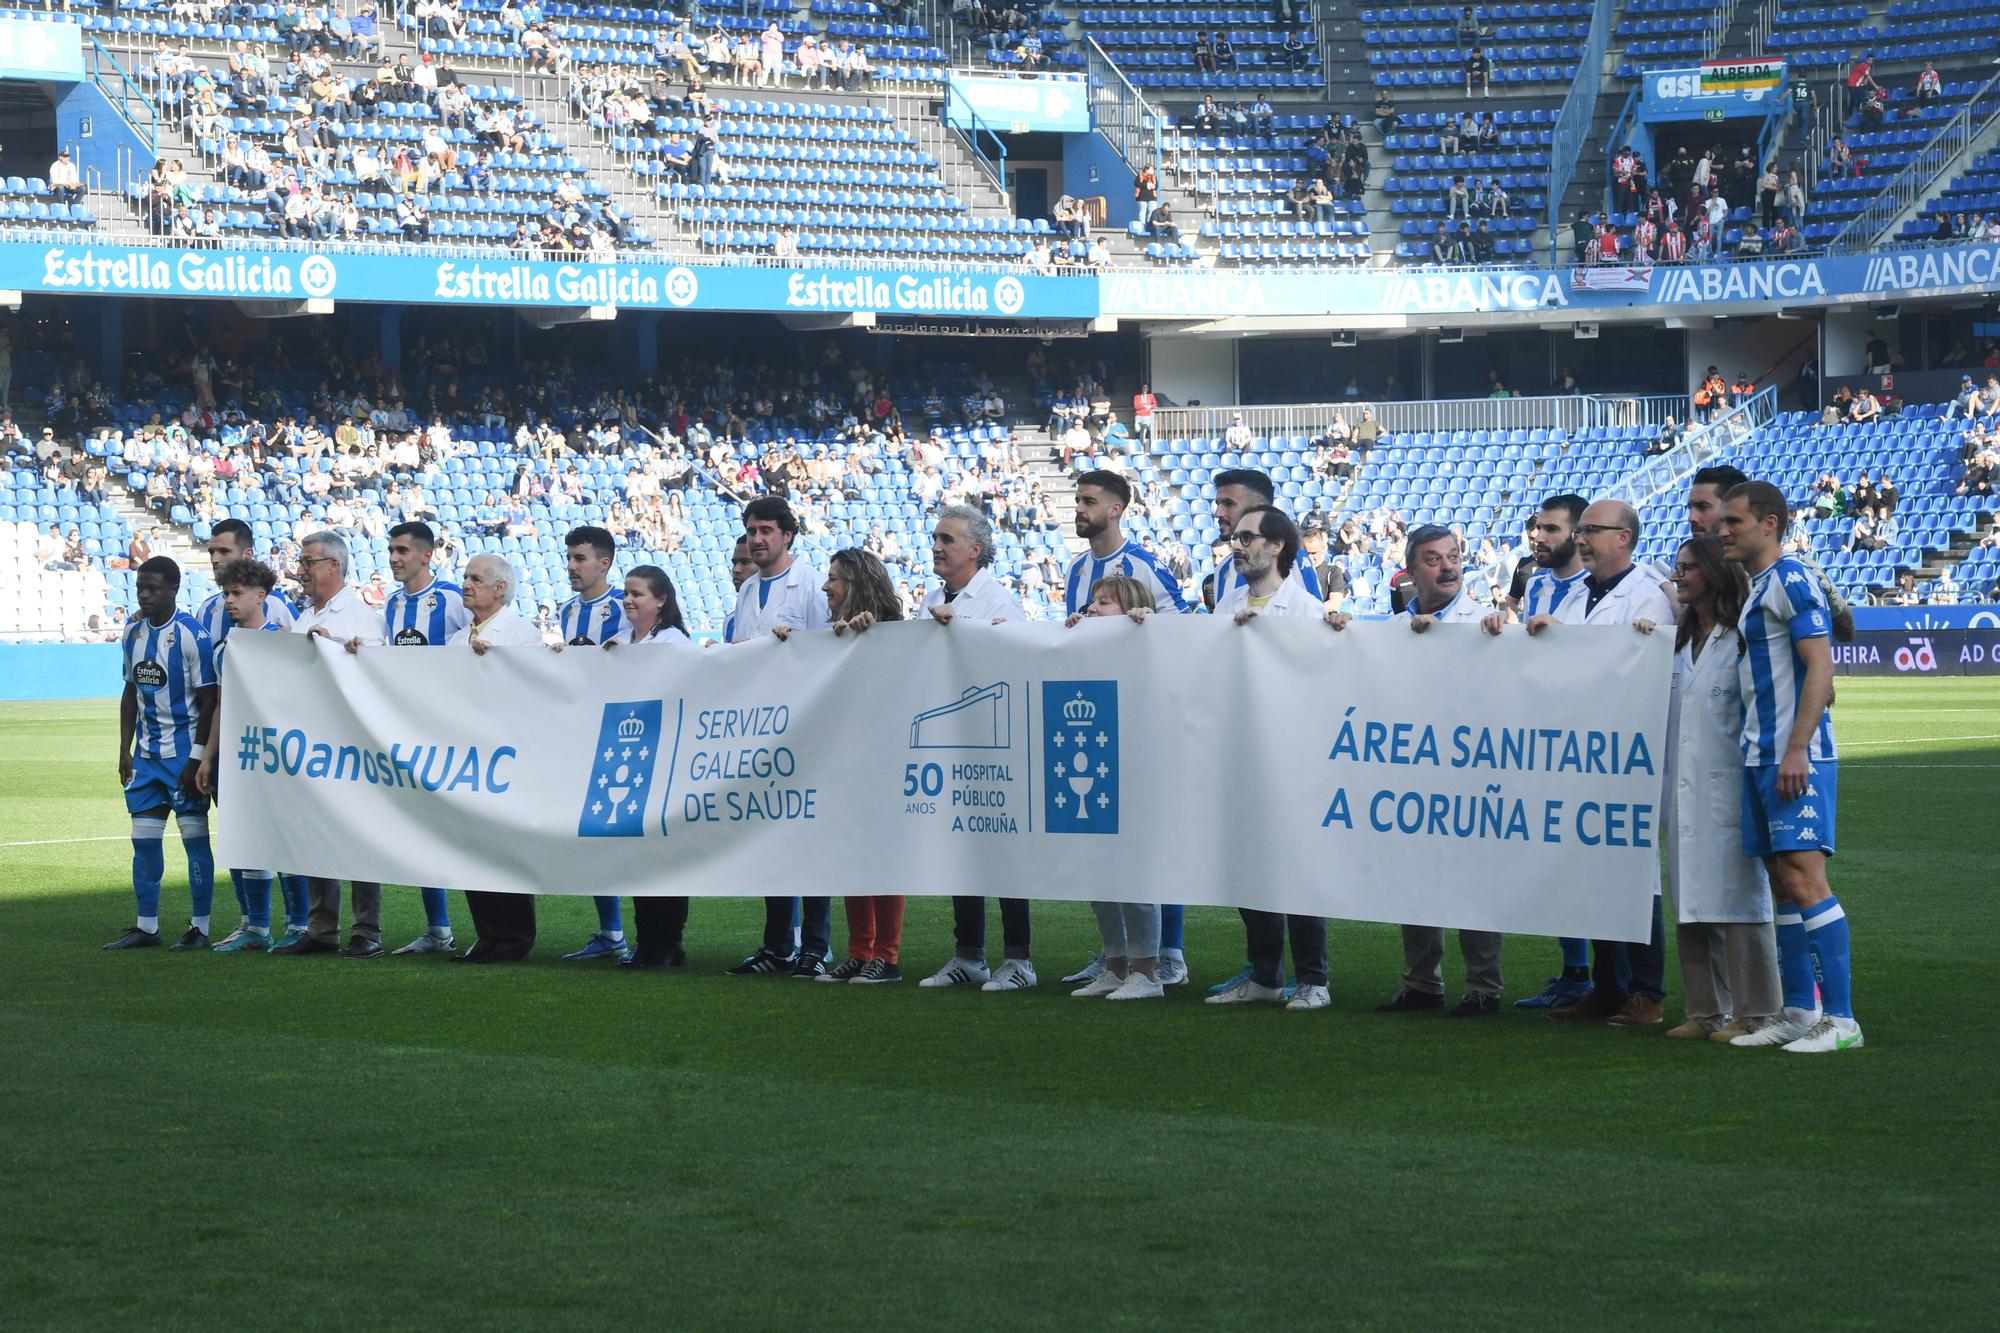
[448,555,544,962]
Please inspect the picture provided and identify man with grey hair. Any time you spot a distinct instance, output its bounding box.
[276,530,390,957]
[1529,496,1676,1027]
[911,503,1035,989]
[448,554,543,961]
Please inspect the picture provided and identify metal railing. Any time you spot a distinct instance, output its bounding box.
[1151,393,1693,443]
[1743,0,1780,56]
[942,79,1007,194]
[1700,0,1738,60]
[1604,385,1777,511]
[1081,36,1159,177]
[1827,69,2000,253]
[1545,0,1613,258]
[87,36,160,158]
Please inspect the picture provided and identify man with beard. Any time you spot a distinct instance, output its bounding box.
[1059,470,1195,988]
[1484,493,1592,1008]
[1689,464,1853,644]
[1207,505,1331,1012]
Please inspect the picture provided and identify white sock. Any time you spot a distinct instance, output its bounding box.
[248,924,270,936]
[604,930,624,943]
[137,915,160,933]
[431,927,453,939]
[192,915,211,933]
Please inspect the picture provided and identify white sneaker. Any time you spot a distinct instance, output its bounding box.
[1061,952,1106,984]
[1783,1014,1864,1053]
[391,932,456,956]
[1107,973,1165,1001]
[1729,1005,1820,1047]
[1286,983,1332,1011]
[981,958,1039,992]
[1205,976,1286,1005]
[1071,969,1127,998]
[918,957,991,989]
[1157,955,1189,986]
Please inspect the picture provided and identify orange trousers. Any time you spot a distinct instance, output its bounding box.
[843,896,906,963]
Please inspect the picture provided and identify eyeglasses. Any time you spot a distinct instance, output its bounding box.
[298,554,335,566]
[1229,530,1266,546]
[1575,523,1630,536]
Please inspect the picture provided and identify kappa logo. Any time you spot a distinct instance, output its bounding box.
[1801,826,1819,841]
[1799,805,1819,820]
[578,700,663,837]
[1043,680,1118,834]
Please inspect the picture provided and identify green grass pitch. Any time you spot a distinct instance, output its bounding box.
[1,680,1995,1328]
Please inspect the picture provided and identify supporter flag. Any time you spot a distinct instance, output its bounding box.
[1570,266,1655,294]
[1701,58,1784,93]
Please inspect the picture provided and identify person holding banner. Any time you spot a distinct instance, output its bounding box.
[196,557,300,953]
[1529,500,1676,1026]
[278,531,388,958]
[1060,470,1193,990]
[807,547,910,985]
[351,521,469,957]
[900,505,1038,992]
[724,497,833,979]
[447,554,545,963]
[105,557,220,952]
[1067,576,1168,1002]
[1209,469,1320,607]
[605,565,696,971]
[1207,505,1331,1012]
[554,525,634,964]
[1716,482,1862,1054]
[1661,536,1782,1041]
[1362,525,1506,1016]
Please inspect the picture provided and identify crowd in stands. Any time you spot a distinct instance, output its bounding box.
[1587,142,1810,264]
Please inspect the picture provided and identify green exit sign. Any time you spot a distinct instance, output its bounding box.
[1704,107,1726,121]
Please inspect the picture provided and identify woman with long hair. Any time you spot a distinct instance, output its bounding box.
[606,565,695,970]
[814,548,910,983]
[1067,576,1167,1001]
[1663,536,1783,1041]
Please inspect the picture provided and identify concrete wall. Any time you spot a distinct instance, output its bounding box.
[1145,335,1236,407]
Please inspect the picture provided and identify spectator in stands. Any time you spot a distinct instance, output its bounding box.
[1594,219,1620,265]
[1373,87,1399,134]
[1916,62,1941,105]
[1783,170,1805,226]
[1251,95,1276,135]
[1475,177,1507,219]
[1456,5,1485,46]
[1949,375,1984,419]
[1844,506,1886,552]
[1192,94,1223,132]
[1959,443,1997,498]
[1445,175,1470,222]
[1770,217,1801,254]
[1471,219,1497,263]
[1828,137,1858,180]
[1283,29,1310,72]
[1857,87,1887,131]
[1052,194,1084,240]
[1133,164,1157,226]
[49,150,83,206]
[1466,47,1491,97]
[1891,570,1922,605]
[1193,30,1217,77]
[1147,200,1180,243]
[1848,388,1882,425]
[1214,31,1236,71]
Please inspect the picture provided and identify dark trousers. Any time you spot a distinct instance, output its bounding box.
[633,896,688,963]
[1241,909,1328,987]
[306,878,380,946]
[1591,895,1667,1002]
[952,896,1030,962]
[465,889,536,960]
[761,895,831,959]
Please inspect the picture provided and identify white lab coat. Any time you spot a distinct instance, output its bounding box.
[447,605,544,647]
[1214,570,1321,619]
[1552,564,1677,628]
[730,558,830,642]
[1664,626,1772,923]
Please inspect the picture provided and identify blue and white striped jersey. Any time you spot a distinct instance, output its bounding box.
[1210,550,1320,610]
[384,577,469,647]
[123,611,217,761]
[1063,541,1192,618]
[194,589,295,644]
[1522,567,1586,619]
[1737,556,1837,766]
[559,588,626,645]
[214,618,284,675]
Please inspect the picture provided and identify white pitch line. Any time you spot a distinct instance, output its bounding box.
[0,833,182,847]
[1843,732,2000,747]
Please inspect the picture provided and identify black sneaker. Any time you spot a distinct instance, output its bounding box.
[104,926,161,951]
[790,953,830,980]
[1375,986,1445,1013]
[1448,993,1501,1018]
[169,927,209,952]
[819,955,867,983]
[725,948,795,976]
[850,958,903,985]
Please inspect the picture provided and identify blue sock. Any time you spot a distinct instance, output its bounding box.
[1802,897,1853,1019]
[131,823,166,922]
[1560,936,1590,971]
[421,887,452,934]
[234,870,272,930]
[279,874,311,929]
[182,833,215,919]
[1160,904,1185,953]
[593,894,624,938]
[1774,908,1816,1012]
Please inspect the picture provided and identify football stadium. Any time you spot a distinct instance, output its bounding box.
[0,0,1995,1323]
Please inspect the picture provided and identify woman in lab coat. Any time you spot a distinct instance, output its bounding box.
[605,565,696,970]
[1662,536,1782,1041]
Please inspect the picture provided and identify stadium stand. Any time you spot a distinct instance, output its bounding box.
[1362,2,1588,91]
[1765,0,2000,69]
[1076,2,1324,92]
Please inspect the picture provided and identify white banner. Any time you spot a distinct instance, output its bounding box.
[216,619,1672,941]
